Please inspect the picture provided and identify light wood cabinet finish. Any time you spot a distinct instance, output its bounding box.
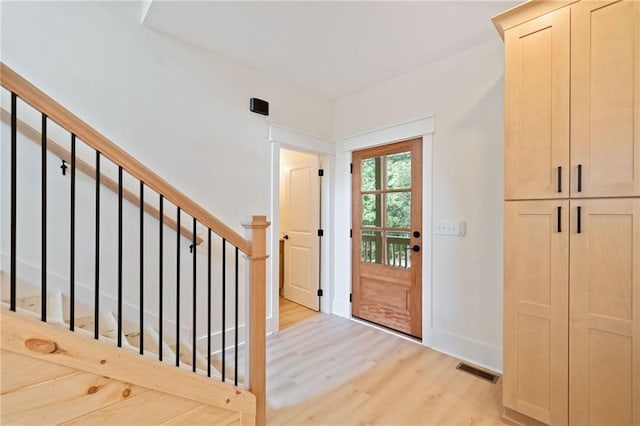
[504,200,569,425]
[571,0,640,198]
[569,198,640,426]
[495,1,640,425]
[504,8,570,200]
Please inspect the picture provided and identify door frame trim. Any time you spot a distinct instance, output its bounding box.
[269,125,335,334]
[339,115,434,345]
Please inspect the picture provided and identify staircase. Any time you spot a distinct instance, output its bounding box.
[0,63,269,425]
[4,284,222,378]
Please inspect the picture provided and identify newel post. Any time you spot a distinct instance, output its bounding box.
[242,215,270,426]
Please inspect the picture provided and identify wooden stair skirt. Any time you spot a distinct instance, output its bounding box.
[0,307,256,425]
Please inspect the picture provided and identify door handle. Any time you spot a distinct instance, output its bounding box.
[412,245,420,253]
[283,234,289,240]
[413,231,421,238]
[577,207,582,234]
[557,206,562,233]
[557,166,562,193]
[577,164,583,192]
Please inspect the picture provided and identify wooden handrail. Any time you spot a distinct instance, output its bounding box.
[0,108,203,246]
[0,63,251,255]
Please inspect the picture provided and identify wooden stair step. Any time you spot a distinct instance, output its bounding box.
[74,311,120,340]
[11,293,65,323]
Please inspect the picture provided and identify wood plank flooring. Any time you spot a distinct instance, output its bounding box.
[279,297,320,331]
[267,310,507,425]
[0,350,241,425]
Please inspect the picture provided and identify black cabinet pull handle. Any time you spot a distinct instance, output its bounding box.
[557,206,562,233]
[577,164,583,192]
[412,245,420,253]
[413,231,420,238]
[577,206,582,234]
[557,166,562,193]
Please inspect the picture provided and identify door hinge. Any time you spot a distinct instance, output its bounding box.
[317,289,323,297]
[349,293,352,303]
[317,229,324,237]
[318,168,324,177]
[350,163,353,174]
[350,229,353,238]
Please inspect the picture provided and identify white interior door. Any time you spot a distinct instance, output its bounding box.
[284,156,320,311]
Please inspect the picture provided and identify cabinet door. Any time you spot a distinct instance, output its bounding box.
[504,8,570,200]
[569,199,640,426]
[571,1,640,197]
[504,200,569,425]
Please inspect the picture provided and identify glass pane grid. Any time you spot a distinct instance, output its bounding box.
[358,150,413,268]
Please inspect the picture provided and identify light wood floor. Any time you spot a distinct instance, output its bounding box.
[279,297,320,331]
[267,308,507,425]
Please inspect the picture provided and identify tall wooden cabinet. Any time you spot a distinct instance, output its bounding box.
[494,1,640,425]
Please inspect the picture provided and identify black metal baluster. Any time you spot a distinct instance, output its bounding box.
[176,207,181,367]
[41,114,47,322]
[69,134,76,331]
[222,238,226,382]
[192,217,197,373]
[139,182,144,355]
[94,151,101,340]
[234,246,239,386]
[207,229,212,378]
[159,195,164,361]
[117,166,123,347]
[10,92,17,312]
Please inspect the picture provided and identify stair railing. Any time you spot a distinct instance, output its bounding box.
[1,63,268,425]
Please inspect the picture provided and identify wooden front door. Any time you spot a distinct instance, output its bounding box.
[351,138,422,338]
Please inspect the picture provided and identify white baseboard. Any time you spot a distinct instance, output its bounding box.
[425,327,502,373]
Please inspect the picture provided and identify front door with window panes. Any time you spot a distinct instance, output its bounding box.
[351,138,422,338]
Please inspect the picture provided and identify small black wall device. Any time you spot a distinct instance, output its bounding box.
[250,98,269,116]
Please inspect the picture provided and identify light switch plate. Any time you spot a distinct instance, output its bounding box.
[435,220,466,237]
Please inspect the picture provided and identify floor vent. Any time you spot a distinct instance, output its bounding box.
[456,362,499,383]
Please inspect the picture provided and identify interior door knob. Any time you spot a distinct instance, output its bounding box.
[283,235,289,240]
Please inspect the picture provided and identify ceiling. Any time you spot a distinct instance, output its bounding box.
[143,1,520,100]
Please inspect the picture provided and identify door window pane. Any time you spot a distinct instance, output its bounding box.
[385,192,411,228]
[386,231,411,268]
[361,157,382,191]
[362,194,381,227]
[361,230,383,264]
[386,152,411,189]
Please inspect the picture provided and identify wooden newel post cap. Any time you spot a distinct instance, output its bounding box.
[241,215,270,229]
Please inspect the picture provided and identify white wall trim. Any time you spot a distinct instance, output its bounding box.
[270,125,335,155]
[337,115,435,346]
[269,125,335,334]
[342,115,435,153]
[428,328,502,374]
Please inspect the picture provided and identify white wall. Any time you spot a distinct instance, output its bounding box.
[333,38,504,372]
[0,1,333,349]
